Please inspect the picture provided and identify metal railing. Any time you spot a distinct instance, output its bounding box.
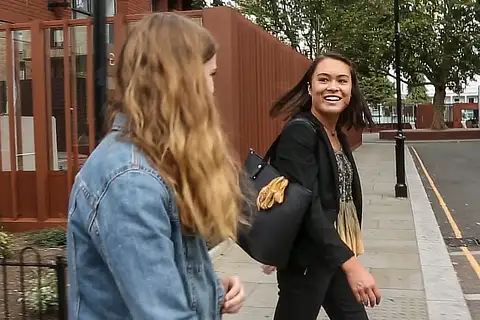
[0,247,67,320]
[370,105,417,124]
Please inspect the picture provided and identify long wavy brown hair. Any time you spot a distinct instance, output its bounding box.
[109,13,242,241]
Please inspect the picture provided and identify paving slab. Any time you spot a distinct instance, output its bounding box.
[213,143,467,319]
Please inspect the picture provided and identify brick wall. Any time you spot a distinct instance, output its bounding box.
[0,0,168,23]
[128,0,153,14]
[0,0,70,22]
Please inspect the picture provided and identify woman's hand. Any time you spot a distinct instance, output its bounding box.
[262,265,277,275]
[342,257,381,308]
[221,276,245,314]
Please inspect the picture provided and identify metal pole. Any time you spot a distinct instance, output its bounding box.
[477,85,480,125]
[394,0,408,198]
[55,256,67,320]
[93,0,107,145]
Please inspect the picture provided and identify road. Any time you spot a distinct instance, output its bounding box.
[410,140,480,319]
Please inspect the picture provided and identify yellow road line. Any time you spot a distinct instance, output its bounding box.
[411,146,480,279]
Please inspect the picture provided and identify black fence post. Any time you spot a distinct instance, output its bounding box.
[55,256,67,320]
[93,0,107,145]
[2,258,9,319]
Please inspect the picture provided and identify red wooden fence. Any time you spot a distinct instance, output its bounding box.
[0,7,361,231]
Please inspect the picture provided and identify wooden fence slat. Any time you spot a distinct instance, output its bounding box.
[62,20,73,190]
[31,21,50,222]
[6,27,18,220]
[86,19,95,154]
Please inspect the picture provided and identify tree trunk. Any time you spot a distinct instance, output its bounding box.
[431,84,448,130]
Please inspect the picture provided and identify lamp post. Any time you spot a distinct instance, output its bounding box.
[394,0,408,198]
[93,0,107,145]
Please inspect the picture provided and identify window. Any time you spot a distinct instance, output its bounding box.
[76,55,87,77]
[72,0,92,18]
[72,0,116,44]
[106,0,116,17]
[50,28,64,48]
[72,0,116,17]
[19,61,26,80]
[467,96,477,104]
[0,82,6,115]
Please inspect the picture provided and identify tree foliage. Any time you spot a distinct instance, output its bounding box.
[236,0,325,57]
[359,73,396,107]
[400,0,480,128]
[190,0,207,9]
[237,0,396,109]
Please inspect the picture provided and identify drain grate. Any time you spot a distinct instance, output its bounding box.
[444,237,480,248]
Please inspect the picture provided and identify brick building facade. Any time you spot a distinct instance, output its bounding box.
[0,0,190,23]
[0,0,191,152]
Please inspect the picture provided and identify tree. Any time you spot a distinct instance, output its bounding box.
[237,0,480,129]
[190,0,207,9]
[322,0,395,78]
[236,0,325,57]
[359,74,396,107]
[405,83,431,105]
[236,0,397,106]
[400,0,480,129]
[323,0,480,129]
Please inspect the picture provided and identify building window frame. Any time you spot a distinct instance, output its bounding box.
[50,28,64,49]
[72,0,117,17]
[72,0,93,18]
[72,0,116,44]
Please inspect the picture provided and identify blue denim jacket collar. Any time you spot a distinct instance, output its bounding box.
[112,113,126,131]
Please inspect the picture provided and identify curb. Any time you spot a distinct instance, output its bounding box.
[208,238,234,261]
[405,147,473,320]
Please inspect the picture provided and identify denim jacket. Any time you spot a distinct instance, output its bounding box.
[67,114,225,320]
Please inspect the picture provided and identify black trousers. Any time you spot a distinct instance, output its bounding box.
[273,264,369,320]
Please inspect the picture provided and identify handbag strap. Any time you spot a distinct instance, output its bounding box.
[263,118,318,163]
[250,117,318,181]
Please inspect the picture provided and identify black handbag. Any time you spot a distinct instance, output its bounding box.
[237,118,317,268]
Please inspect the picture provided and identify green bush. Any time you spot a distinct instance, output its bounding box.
[27,228,66,248]
[21,270,58,314]
[0,230,13,259]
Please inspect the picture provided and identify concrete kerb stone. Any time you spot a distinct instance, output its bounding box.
[405,147,473,320]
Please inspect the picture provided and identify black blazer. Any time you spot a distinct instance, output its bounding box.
[271,111,363,270]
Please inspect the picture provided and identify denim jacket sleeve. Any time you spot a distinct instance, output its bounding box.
[216,277,225,310]
[91,169,198,320]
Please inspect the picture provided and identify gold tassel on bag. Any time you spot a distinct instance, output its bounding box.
[256,176,289,210]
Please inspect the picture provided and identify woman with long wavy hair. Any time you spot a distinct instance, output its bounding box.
[67,13,245,319]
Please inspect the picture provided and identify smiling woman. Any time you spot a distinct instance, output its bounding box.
[270,53,373,132]
[265,53,379,320]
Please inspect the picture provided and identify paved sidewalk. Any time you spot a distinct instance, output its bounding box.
[212,143,471,320]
